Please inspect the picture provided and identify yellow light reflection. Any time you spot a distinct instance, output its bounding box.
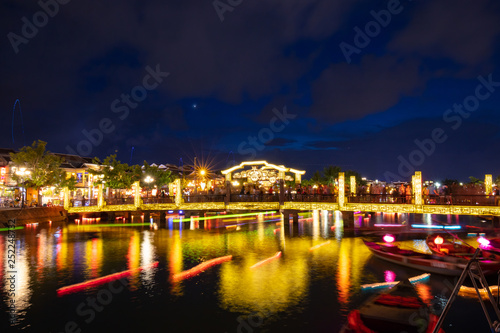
[85,237,103,279]
[336,239,351,306]
[141,231,156,286]
[312,210,320,240]
[56,227,68,273]
[127,231,140,290]
[36,230,47,278]
[169,233,184,295]
[219,253,308,314]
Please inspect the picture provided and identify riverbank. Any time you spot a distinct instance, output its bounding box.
[0,206,67,226]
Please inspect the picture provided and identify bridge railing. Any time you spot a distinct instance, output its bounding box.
[183,195,226,203]
[105,197,135,205]
[230,194,280,202]
[70,199,98,207]
[142,196,176,204]
[348,194,410,204]
[424,195,499,206]
[285,194,337,202]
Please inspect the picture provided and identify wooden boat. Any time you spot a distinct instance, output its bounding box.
[363,240,467,276]
[426,234,500,261]
[341,279,444,333]
[426,234,475,256]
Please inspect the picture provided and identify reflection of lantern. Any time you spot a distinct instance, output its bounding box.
[434,236,444,245]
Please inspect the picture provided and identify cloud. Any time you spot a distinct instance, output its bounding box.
[310,55,426,123]
[264,137,296,147]
[304,140,339,149]
[389,0,500,68]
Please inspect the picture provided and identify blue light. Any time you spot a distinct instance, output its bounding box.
[411,224,443,229]
[179,210,183,214]
[168,210,174,214]
[444,225,461,230]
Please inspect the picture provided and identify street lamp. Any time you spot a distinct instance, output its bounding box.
[15,167,31,208]
[144,176,154,198]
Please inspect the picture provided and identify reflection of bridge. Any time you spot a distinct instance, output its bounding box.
[66,171,500,217]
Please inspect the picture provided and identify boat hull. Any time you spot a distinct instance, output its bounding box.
[364,240,465,276]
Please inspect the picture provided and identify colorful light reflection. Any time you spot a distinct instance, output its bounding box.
[384,270,396,283]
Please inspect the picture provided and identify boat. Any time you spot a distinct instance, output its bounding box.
[341,279,444,333]
[426,234,500,261]
[363,239,468,276]
[425,234,475,257]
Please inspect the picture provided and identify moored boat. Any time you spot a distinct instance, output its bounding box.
[363,239,467,276]
[341,279,444,333]
[426,234,500,262]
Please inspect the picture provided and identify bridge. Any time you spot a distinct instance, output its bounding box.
[65,162,500,217]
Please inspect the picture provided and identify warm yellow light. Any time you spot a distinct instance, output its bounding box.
[144,176,154,183]
[200,169,206,176]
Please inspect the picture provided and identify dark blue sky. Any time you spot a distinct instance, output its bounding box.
[1,0,500,182]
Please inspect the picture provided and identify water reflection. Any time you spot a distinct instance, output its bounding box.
[128,231,141,289]
[141,231,156,288]
[0,211,489,332]
[85,237,102,279]
[4,238,32,324]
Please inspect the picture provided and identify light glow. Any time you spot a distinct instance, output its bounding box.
[434,236,444,245]
[57,262,159,296]
[309,241,331,251]
[374,224,403,227]
[411,224,461,230]
[478,237,490,247]
[173,211,276,222]
[383,234,395,243]
[361,273,430,290]
[172,255,232,282]
[250,252,281,269]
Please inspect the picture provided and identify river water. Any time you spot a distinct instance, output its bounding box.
[0,211,495,332]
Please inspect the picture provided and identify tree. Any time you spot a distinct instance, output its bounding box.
[311,170,324,185]
[468,176,482,185]
[140,161,176,193]
[10,140,64,205]
[89,155,141,196]
[323,165,341,185]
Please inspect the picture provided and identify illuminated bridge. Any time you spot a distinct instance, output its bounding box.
[65,162,500,217]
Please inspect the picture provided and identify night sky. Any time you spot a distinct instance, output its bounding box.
[2,0,500,182]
